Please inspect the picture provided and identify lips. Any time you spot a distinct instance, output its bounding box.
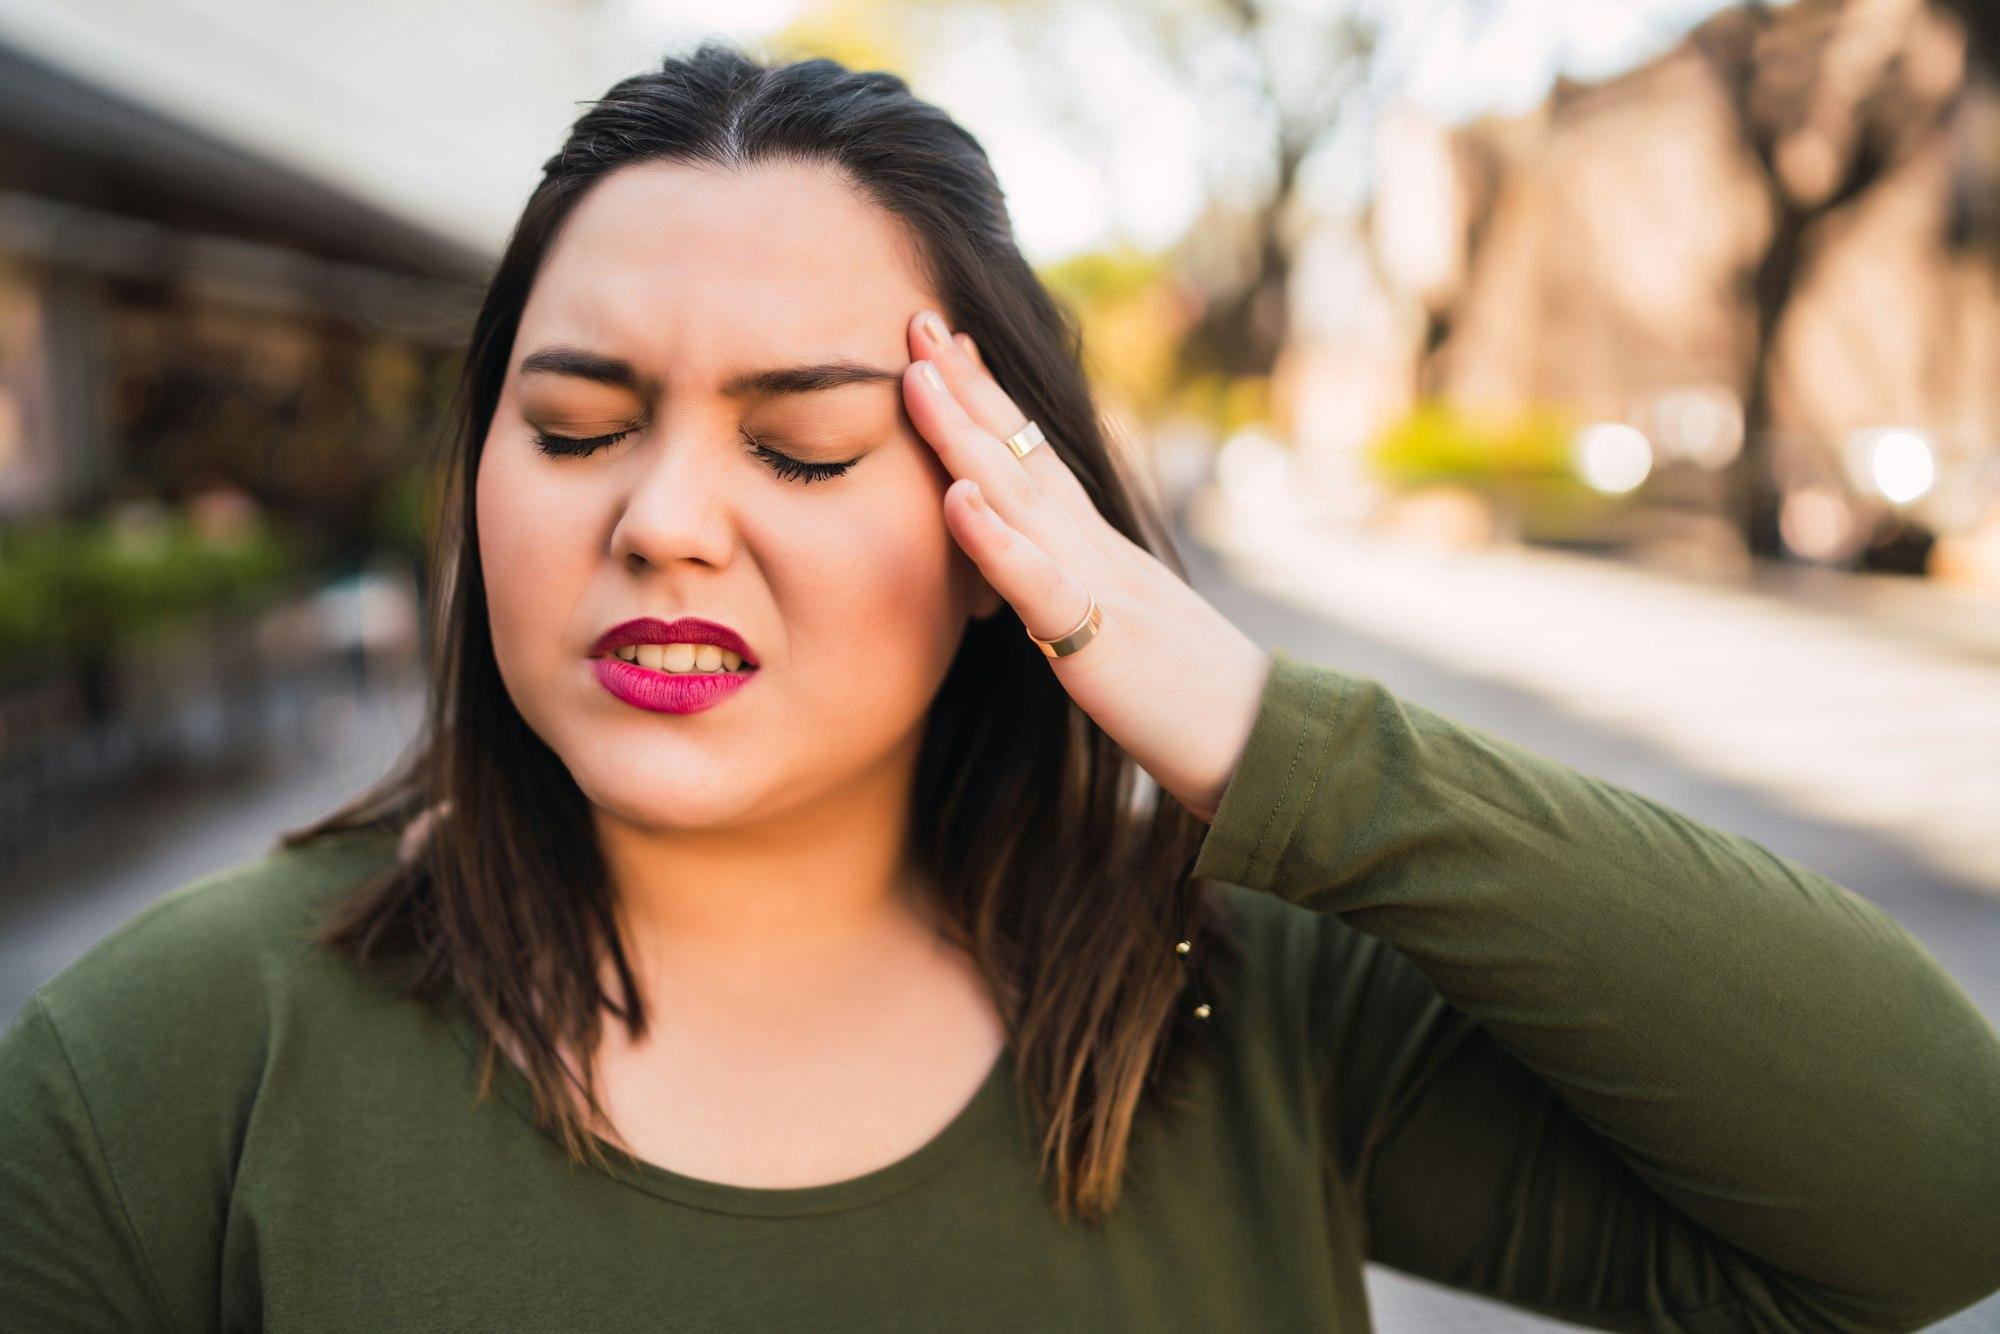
[594,656,754,714]
[590,616,759,667]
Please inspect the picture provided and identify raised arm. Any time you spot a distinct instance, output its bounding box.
[1191,650,2000,1332]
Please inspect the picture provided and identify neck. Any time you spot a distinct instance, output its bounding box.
[591,739,939,1002]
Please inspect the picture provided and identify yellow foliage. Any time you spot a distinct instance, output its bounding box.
[1370,399,1575,484]
[1041,246,1197,424]
[767,0,917,77]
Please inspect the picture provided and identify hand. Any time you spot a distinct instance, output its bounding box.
[901,308,1273,825]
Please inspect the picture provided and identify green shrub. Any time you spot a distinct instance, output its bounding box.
[1368,400,1625,545]
[0,510,299,672]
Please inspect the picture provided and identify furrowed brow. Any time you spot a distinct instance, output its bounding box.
[721,360,905,398]
[518,347,904,400]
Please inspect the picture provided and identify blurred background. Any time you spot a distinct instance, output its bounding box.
[0,0,1995,1327]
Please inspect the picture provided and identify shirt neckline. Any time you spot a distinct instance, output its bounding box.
[442,990,1016,1217]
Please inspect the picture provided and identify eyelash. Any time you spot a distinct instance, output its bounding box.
[529,427,855,485]
[744,430,855,485]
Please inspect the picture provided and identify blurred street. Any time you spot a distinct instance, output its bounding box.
[0,658,425,1021]
[1194,484,2000,905]
[4,510,1997,1330]
[1190,490,2000,998]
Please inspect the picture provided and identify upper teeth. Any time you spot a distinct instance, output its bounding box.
[614,642,746,673]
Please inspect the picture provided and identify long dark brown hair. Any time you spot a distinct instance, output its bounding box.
[278,36,1240,1225]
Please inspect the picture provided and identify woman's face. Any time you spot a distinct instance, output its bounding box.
[476,159,1000,834]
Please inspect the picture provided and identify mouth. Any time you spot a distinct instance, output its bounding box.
[589,616,761,673]
[603,644,753,676]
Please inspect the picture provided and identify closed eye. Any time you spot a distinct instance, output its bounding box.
[531,427,634,457]
[528,425,858,486]
[741,429,857,485]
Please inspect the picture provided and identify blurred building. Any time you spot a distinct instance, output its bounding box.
[0,0,686,537]
[1282,0,2000,584]
[0,0,637,864]
[0,35,494,526]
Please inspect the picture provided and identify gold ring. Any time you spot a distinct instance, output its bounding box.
[1002,420,1046,460]
[1027,592,1102,658]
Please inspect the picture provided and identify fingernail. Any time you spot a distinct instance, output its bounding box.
[919,311,948,346]
[919,359,944,391]
[965,482,985,512]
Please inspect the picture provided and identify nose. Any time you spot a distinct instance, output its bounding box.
[607,428,737,573]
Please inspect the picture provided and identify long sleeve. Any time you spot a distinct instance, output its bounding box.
[0,995,171,1332]
[1191,649,2000,1332]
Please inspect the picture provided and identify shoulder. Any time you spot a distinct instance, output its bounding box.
[1205,876,1451,1067]
[0,827,405,1328]
[1202,880,1333,1061]
[1209,880,1323,989]
[18,824,406,1104]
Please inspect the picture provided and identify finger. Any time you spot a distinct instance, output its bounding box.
[907,356,1079,553]
[944,478,1097,648]
[910,311,1098,517]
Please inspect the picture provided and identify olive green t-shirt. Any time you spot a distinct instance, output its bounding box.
[5,650,1999,1332]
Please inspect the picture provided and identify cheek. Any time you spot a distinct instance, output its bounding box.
[476,446,587,681]
[771,462,963,695]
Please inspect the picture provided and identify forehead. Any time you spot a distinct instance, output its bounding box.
[520,159,934,368]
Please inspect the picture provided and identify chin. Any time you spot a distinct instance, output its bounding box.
[568,758,765,832]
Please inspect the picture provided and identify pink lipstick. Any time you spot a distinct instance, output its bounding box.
[593,657,754,713]
[590,616,760,715]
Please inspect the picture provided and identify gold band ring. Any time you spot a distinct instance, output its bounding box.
[1002,420,1046,460]
[1027,592,1102,659]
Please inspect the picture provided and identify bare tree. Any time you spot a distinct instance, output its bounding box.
[1152,0,1378,385]
[1690,0,1966,555]
[937,0,1381,385]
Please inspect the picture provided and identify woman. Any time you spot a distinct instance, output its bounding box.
[3,39,1998,1333]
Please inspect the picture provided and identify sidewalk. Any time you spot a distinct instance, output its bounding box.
[1189,486,2000,897]
[0,663,424,1019]
[1655,543,2000,670]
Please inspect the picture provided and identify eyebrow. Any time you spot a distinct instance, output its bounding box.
[517,345,904,398]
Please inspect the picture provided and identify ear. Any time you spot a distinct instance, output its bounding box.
[969,575,1004,622]
[950,533,1006,621]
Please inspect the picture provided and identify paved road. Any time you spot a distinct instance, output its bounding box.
[1193,488,2000,897]
[4,518,1997,1330]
